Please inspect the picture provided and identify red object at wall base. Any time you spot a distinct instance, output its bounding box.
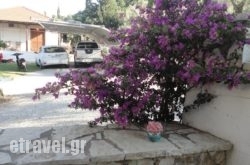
[0,53,3,62]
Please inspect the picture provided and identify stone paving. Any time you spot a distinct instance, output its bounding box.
[0,122,232,165]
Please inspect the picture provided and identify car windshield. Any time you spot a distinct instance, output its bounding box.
[77,42,99,49]
[44,47,66,53]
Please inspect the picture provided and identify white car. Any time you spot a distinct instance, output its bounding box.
[74,41,103,67]
[36,46,69,69]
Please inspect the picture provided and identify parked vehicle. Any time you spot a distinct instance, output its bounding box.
[12,52,27,71]
[74,41,103,67]
[35,46,69,69]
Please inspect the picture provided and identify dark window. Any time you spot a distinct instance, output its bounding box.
[8,23,14,27]
[44,47,66,53]
[77,42,98,49]
[62,34,68,42]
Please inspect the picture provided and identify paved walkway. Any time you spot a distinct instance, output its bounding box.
[0,68,71,95]
[0,94,99,129]
[0,69,99,129]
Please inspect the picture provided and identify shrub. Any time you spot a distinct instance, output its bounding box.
[0,40,7,49]
[34,0,249,127]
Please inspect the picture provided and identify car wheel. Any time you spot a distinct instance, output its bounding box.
[74,62,79,68]
[39,61,44,69]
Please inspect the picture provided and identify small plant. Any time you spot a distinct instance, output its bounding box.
[146,121,163,134]
[146,121,163,142]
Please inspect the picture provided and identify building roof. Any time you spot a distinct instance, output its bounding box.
[38,21,117,45]
[0,6,49,23]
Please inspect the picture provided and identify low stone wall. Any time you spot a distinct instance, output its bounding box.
[0,123,231,165]
[89,151,226,165]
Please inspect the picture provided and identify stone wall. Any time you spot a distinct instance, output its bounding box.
[0,123,232,165]
[89,151,226,165]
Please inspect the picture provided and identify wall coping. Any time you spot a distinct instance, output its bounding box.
[0,122,232,165]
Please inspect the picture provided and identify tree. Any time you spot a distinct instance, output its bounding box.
[73,0,102,25]
[217,0,250,13]
[97,0,122,29]
[72,0,122,29]
[230,0,247,13]
[57,6,61,19]
[72,0,149,29]
[34,0,249,127]
[0,40,7,49]
[117,0,126,8]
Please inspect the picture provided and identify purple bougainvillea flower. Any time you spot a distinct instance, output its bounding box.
[33,0,248,127]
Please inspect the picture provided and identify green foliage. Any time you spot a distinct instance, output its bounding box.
[0,40,6,49]
[183,91,216,114]
[147,0,154,7]
[117,0,126,8]
[72,0,151,29]
[98,0,122,29]
[230,0,248,13]
[0,63,40,78]
[73,0,102,25]
[217,0,250,13]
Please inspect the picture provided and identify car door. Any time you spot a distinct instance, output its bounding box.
[36,47,43,65]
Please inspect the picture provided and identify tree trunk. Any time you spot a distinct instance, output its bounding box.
[230,0,247,14]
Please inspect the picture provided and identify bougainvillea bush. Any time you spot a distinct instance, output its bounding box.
[34,0,249,127]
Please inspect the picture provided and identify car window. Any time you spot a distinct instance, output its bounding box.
[77,42,99,49]
[44,47,66,53]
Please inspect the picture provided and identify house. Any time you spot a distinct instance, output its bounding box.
[0,7,59,52]
[0,6,115,54]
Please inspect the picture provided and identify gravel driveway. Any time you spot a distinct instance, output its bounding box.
[0,69,99,129]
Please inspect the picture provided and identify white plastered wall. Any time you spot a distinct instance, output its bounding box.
[183,84,250,165]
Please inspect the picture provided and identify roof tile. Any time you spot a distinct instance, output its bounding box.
[0,6,49,23]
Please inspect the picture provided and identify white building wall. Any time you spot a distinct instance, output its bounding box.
[0,23,27,51]
[183,84,250,165]
[0,22,56,51]
[247,28,250,38]
[20,42,26,51]
[45,31,59,46]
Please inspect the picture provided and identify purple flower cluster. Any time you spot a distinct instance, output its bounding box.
[33,0,249,126]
